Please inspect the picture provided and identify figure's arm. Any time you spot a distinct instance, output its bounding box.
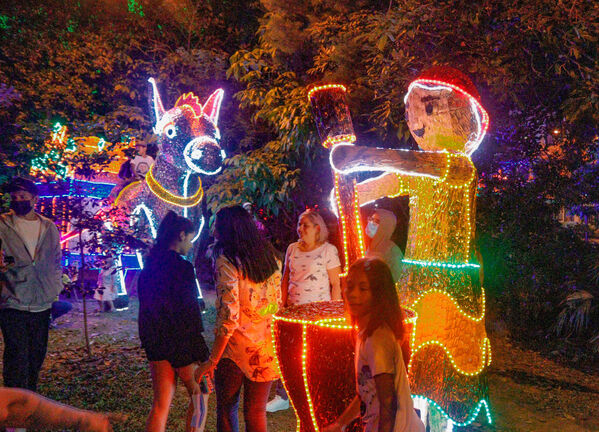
[0,387,120,431]
[374,373,397,432]
[322,395,361,432]
[354,172,407,206]
[332,144,472,182]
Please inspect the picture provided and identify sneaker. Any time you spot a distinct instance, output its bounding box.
[266,395,289,412]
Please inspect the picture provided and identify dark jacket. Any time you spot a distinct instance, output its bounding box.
[137,249,205,356]
[0,212,62,312]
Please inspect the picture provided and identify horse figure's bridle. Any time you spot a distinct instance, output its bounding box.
[146,164,204,208]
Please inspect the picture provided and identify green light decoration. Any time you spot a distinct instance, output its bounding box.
[0,15,10,30]
[412,396,492,427]
[66,138,77,152]
[402,258,480,269]
[128,0,144,17]
[55,163,68,178]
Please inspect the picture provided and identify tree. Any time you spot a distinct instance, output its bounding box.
[221,0,599,346]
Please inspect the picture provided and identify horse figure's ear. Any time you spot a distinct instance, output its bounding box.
[148,78,166,132]
[202,89,224,126]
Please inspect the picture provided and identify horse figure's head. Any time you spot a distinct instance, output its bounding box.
[149,78,225,175]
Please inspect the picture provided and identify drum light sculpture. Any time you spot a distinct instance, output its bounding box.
[272,301,416,432]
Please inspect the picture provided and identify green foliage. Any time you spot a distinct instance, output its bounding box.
[221,0,599,349]
[0,0,259,181]
[2,0,599,351]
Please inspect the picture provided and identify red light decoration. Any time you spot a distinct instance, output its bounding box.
[273,301,415,432]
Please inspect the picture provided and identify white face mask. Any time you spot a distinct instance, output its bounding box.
[365,221,378,238]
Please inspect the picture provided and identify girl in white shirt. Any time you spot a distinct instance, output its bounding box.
[324,258,425,432]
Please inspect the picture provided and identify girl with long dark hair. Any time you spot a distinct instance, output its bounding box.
[195,205,282,432]
[137,211,209,432]
[324,258,424,432]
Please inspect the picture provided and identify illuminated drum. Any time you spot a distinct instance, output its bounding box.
[272,301,415,432]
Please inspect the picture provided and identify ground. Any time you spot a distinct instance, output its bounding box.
[1,295,598,432]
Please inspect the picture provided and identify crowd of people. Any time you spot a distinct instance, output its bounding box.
[0,176,424,432]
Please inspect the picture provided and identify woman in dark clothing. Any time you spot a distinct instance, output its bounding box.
[138,211,209,432]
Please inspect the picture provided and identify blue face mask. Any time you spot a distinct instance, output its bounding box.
[365,221,378,238]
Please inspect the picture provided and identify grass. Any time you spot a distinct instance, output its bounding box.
[2,298,296,432]
[2,295,599,431]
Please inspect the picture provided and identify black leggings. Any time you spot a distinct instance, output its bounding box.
[215,358,273,432]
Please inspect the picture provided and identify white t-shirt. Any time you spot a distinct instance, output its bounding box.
[95,267,120,301]
[132,155,154,178]
[285,241,340,305]
[14,217,41,259]
[356,325,425,432]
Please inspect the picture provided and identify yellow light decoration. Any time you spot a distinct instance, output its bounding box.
[334,173,351,275]
[113,180,142,206]
[322,134,356,149]
[146,164,204,208]
[407,290,490,376]
[352,179,366,257]
[307,84,347,101]
[408,338,491,377]
[301,324,320,431]
[51,123,68,146]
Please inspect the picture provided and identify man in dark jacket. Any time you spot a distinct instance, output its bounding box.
[0,178,62,395]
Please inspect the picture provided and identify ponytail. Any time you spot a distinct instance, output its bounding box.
[151,211,195,254]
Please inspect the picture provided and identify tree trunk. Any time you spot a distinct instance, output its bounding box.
[79,231,92,357]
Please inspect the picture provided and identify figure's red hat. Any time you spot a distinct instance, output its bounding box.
[412,66,482,103]
[408,66,489,153]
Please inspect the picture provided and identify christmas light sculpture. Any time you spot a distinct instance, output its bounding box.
[272,301,416,432]
[115,79,225,280]
[274,66,491,431]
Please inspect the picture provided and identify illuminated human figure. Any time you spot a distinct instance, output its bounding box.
[326,67,492,427]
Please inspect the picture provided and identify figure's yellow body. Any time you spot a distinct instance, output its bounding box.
[354,151,489,380]
[309,68,492,425]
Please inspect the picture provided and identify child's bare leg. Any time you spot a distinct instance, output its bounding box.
[176,363,201,432]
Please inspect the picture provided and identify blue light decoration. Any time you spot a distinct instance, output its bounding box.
[33,123,137,305]
[114,78,226,302]
[38,178,116,200]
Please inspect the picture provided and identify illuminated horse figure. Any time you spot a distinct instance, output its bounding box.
[117,78,225,268]
[310,66,492,430]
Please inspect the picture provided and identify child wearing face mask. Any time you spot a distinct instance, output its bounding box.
[365,209,404,283]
